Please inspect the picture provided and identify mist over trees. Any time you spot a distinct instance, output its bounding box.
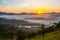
[0,18,60,40]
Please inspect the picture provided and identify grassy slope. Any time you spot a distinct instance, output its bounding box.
[29,30,60,40]
[0,30,60,40]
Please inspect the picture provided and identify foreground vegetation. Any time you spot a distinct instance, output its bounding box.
[0,18,60,40]
[28,30,60,40]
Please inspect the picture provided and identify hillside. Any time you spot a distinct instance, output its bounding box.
[0,18,40,26]
[28,30,60,40]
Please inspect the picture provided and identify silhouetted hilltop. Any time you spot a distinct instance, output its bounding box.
[0,12,27,15]
[0,12,16,15]
[0,12,7,15]
[0,12,60,15]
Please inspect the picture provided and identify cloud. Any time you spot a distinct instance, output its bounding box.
[3,0,9,4]
[1,0,60,10]
[3,3,31,10]
[5,6,11,9]
[1,0,50,10]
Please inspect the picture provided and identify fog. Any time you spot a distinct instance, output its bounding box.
[0,13,60,25]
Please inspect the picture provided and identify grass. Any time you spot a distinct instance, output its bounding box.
[0,36,16,40]
[27,30,60,40]
[0,30,60,40]
[0,38,16,40]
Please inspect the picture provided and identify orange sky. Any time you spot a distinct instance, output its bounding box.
[0,8,60,14]
[0,0,60,14]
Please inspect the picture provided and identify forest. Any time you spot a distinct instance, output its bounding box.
[0,18,60,40]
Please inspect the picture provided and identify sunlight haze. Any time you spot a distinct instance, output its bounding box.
[0,0,60,13]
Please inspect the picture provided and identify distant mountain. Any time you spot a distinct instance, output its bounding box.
[0,12,7,15]
[0,12,60,15]
[0,12,36,15]
[0,12,16,15]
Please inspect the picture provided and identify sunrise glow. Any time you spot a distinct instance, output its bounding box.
[0,0,60,13]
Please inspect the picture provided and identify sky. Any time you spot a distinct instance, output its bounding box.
[0,0,60,13]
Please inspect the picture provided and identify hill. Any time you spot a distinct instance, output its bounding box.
[28,30,60,40]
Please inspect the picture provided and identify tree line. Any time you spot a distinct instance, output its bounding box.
[0,21,60,40]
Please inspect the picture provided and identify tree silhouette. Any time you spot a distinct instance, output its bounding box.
[41,24,45,37]
[16,30,25,40]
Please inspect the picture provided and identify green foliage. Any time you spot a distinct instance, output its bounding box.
[28,30,60,40]
[0,24,9,32]
[0,20,60,40]
[16,30,27,40]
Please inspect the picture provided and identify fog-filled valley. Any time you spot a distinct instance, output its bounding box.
[0,12,60,25]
